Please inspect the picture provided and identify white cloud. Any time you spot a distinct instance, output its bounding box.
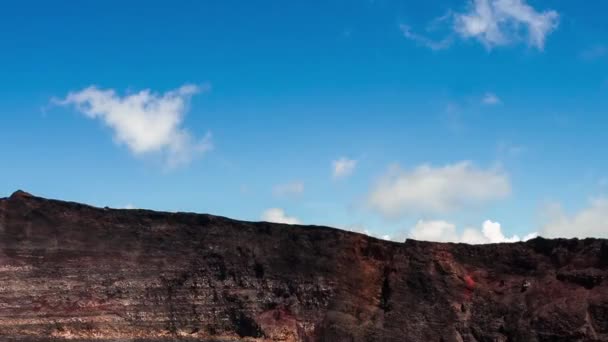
[410,220,460,242]
[541,198,608,238]
[482,92,501,105]
[273,181,304,197]
[480,220,523,242]
[56,84,212,168]
[261,208,301,225]
[454,0,559,50]
[402,0,558,51]
[332,157,357,179]
[368,162,510,217]
[410,219,536,244]
[124,204,136,209]
[523,232,540,241]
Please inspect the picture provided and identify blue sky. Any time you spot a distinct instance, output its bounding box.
[1,0,607,242]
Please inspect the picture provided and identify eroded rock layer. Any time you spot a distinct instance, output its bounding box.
[0,191,607,341]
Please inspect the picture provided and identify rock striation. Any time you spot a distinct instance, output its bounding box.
[0,191,607,341]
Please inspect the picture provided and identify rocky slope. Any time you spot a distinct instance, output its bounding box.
[0,191,607,341]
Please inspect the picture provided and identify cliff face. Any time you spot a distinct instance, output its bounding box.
[0,191,607,341]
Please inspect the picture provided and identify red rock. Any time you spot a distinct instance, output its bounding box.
[0,192,607,341]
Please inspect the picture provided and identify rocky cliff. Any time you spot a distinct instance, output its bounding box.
[0,191,607,341]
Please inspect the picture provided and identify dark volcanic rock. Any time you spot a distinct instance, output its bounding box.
[0,192,607,341]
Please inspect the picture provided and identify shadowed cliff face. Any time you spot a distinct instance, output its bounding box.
[0,191,608,341]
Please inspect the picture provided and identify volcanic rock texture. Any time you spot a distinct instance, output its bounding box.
[1,191,608,341]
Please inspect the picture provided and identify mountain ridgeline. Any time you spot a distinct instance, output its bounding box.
[1,191,608,341]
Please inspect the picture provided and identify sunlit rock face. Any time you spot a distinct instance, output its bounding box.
[1,191,607,341]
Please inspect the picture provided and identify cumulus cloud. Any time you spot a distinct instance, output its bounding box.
[332,157,357,179]
[541,198,608,238]
[261,208,301,225]
[454,0,559,50]
[482,92,501,105]
[56,84,212,168]
[273,181,304,197]
[409,219,537,244]
[401,0,558,51]
[368,162,510,217]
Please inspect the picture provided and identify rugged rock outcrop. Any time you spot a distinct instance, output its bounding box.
[0,191,607,341]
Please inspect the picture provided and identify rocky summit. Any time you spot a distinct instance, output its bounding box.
[0,191,607,341]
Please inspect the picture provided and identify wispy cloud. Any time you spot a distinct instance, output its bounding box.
[580,45,608,61]
[273,181,304,198]
[399,25,453,51]
[56,84,212,168]
[261,208,301,225]
[497,141,526,158]
[368,162,510,217]
[482,92,501,105]
[441,102,467,133]
[541,198,608,238]
[332,157,357,179]
[402,0,559,51]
